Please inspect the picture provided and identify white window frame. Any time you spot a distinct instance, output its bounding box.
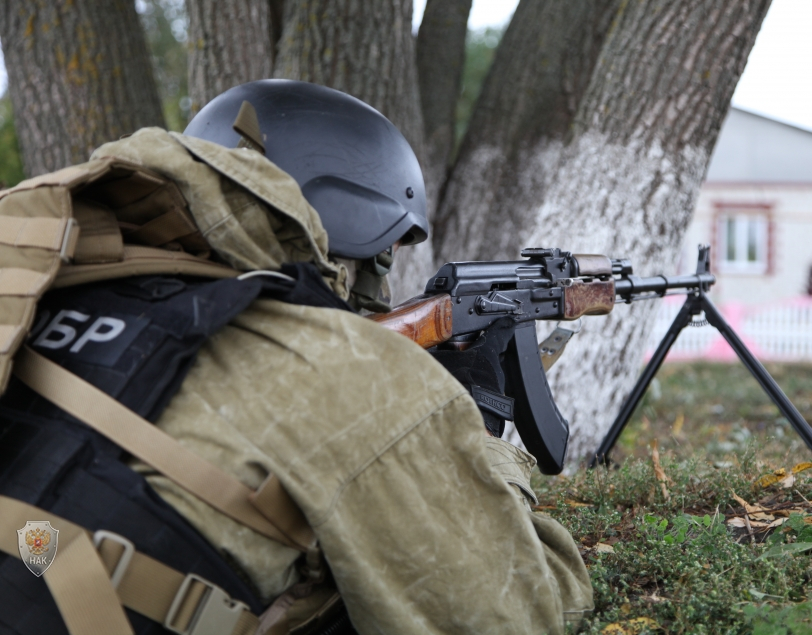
[716,212,769,275]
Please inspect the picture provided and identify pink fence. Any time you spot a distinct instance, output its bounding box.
[646,296,812,362]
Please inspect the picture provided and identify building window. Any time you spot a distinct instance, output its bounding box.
[716,212,769,274]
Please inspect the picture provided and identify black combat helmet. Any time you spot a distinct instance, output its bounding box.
[184,80,428,260]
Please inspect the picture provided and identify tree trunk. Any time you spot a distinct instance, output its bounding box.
[440,0,771,463]
[187,0,277,114]
[0,0,164,177]
[416,0,472,202]
[273,0,421,151]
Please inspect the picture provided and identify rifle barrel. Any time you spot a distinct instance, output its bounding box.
[614,273,716,300]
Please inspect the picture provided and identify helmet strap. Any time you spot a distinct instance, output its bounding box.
[232,101,266,154]
[348,247,394,313]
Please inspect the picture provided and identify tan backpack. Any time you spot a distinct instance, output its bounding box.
[0,129,348,635]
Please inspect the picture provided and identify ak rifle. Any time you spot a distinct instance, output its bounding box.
[371,246,717,474]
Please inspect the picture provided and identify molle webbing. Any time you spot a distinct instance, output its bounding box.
[0,159,232,395]
[0,186,77,392]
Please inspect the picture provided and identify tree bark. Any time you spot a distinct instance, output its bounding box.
[470,0,770,462]
[273,0,432,301]
[416,0,472,200]
[187,0,277,114]
[0,0,164,177]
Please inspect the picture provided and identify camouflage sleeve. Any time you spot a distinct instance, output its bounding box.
[484,437,594,628]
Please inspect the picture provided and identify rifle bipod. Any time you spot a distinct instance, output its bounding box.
[589,290,812,468]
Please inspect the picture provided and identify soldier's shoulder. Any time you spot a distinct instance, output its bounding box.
[238,299,449,368]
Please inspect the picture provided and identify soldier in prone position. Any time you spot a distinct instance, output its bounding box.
[0,81,592,634]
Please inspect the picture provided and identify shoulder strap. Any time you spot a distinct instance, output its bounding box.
[13,346,315,553]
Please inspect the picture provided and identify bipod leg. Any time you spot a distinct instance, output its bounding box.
[700,292,812,452]
[589,294,701,468]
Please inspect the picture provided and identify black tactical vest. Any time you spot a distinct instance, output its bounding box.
[0,264,354,635]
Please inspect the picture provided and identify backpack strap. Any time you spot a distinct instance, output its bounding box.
[0,495,260,635]
[14,346,316,553]
[0,496,133,635]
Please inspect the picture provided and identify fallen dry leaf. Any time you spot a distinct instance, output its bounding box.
[594,542,615,554]
[727,516,786,530]
[563,500,593,508]
[651,440,670,500]
[627,617,661,633]
[771,507,807,517]
[756,473,784,488]
[601,617,662,634]
[756,468,786,489]
[756,464,812,488]
[672,412,684,437]
[780,473,797,489]
[641,593,667,604]
[731,491,767,514]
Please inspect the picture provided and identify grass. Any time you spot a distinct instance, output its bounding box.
[533,362,812,634]
[613,362,812,466]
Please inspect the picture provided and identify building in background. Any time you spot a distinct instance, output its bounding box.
[653,108,812,361]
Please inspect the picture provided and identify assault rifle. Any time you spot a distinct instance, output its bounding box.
[371,245,812,474]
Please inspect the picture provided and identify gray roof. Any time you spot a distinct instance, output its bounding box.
[705,108,812,183]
